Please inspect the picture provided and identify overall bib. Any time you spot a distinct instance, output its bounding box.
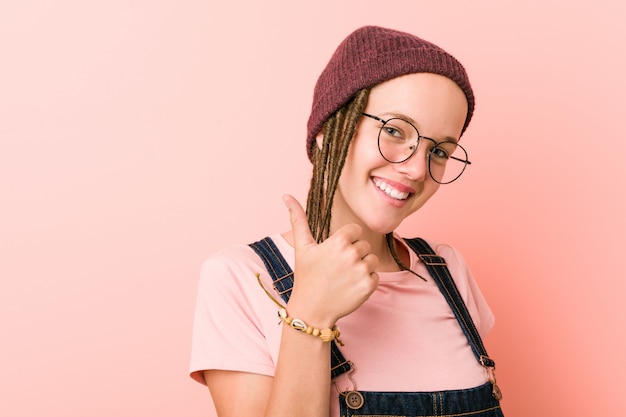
[250,237,504,417]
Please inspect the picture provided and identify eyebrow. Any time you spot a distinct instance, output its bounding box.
[383,112,460,144]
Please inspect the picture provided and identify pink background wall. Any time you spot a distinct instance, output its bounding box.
[1,1,624,415]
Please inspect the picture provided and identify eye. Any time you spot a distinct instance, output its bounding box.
[430,145,449,160]
[383,125,404,138]
[380,118,414,142]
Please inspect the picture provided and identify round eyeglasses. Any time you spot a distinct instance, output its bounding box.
[362,113,471,184]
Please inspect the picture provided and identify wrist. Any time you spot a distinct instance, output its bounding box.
[278,308,344,346]
[286,295,339,329]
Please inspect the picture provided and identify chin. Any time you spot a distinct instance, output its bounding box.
[368,220,403,235]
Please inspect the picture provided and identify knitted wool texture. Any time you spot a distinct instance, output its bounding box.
[306,25,475,161]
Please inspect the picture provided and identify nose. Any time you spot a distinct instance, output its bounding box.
[393,145,429,181]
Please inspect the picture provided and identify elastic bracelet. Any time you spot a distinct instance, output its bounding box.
[255,273,344,346]
[278,307,344,346]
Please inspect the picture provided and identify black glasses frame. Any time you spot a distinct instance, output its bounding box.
[362,112,471,184]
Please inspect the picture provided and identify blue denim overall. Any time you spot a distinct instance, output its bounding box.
[250,237,504,417]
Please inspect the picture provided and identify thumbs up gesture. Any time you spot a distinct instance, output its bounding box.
[282,194,380,328]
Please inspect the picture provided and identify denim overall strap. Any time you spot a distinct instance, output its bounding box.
[404,238,502,403]
[403,238,494,367]
[249,237,353,379]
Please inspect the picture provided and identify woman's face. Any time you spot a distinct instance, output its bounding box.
[330,72,468,235]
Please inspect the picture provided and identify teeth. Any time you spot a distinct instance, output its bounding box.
[374,178,409,200]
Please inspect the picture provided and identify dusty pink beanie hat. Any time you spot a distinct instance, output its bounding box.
[306,25,474,161]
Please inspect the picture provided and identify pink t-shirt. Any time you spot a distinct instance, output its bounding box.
[190,234,495,416]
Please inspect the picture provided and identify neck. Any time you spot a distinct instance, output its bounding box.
[337,226,406,273]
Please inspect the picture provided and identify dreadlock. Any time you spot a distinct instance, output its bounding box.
[305,88,426,280]
[306,88,369,242]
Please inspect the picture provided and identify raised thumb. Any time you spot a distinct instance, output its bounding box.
[282,194,315,247]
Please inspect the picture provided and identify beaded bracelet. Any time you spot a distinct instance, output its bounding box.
[255,273,344,346]
[278,307,344,345]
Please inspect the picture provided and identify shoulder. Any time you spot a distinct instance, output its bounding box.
[402,236,468,271]
[198,244,257,291]
[191,237,287,382]
[404,236,473,287]
[202,235,292,270]
[402,236,496,336]
[197,239,262,297]
[197,234,294,301]
[428,239,469,271]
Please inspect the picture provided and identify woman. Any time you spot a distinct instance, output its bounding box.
[190,25,503,417]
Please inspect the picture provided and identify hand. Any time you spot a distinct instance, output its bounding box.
[282,194,379,327]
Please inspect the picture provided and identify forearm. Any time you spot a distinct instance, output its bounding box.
[264,323,332,417]
[259,198,378,417]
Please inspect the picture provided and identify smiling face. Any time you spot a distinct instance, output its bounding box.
[328,72,468,236]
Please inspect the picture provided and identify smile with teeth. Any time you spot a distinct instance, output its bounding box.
[373,178,410,200]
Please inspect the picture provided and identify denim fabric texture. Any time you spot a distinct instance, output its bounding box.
[339,382,503,417]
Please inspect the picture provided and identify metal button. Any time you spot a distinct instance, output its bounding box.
[345,391,364,410]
